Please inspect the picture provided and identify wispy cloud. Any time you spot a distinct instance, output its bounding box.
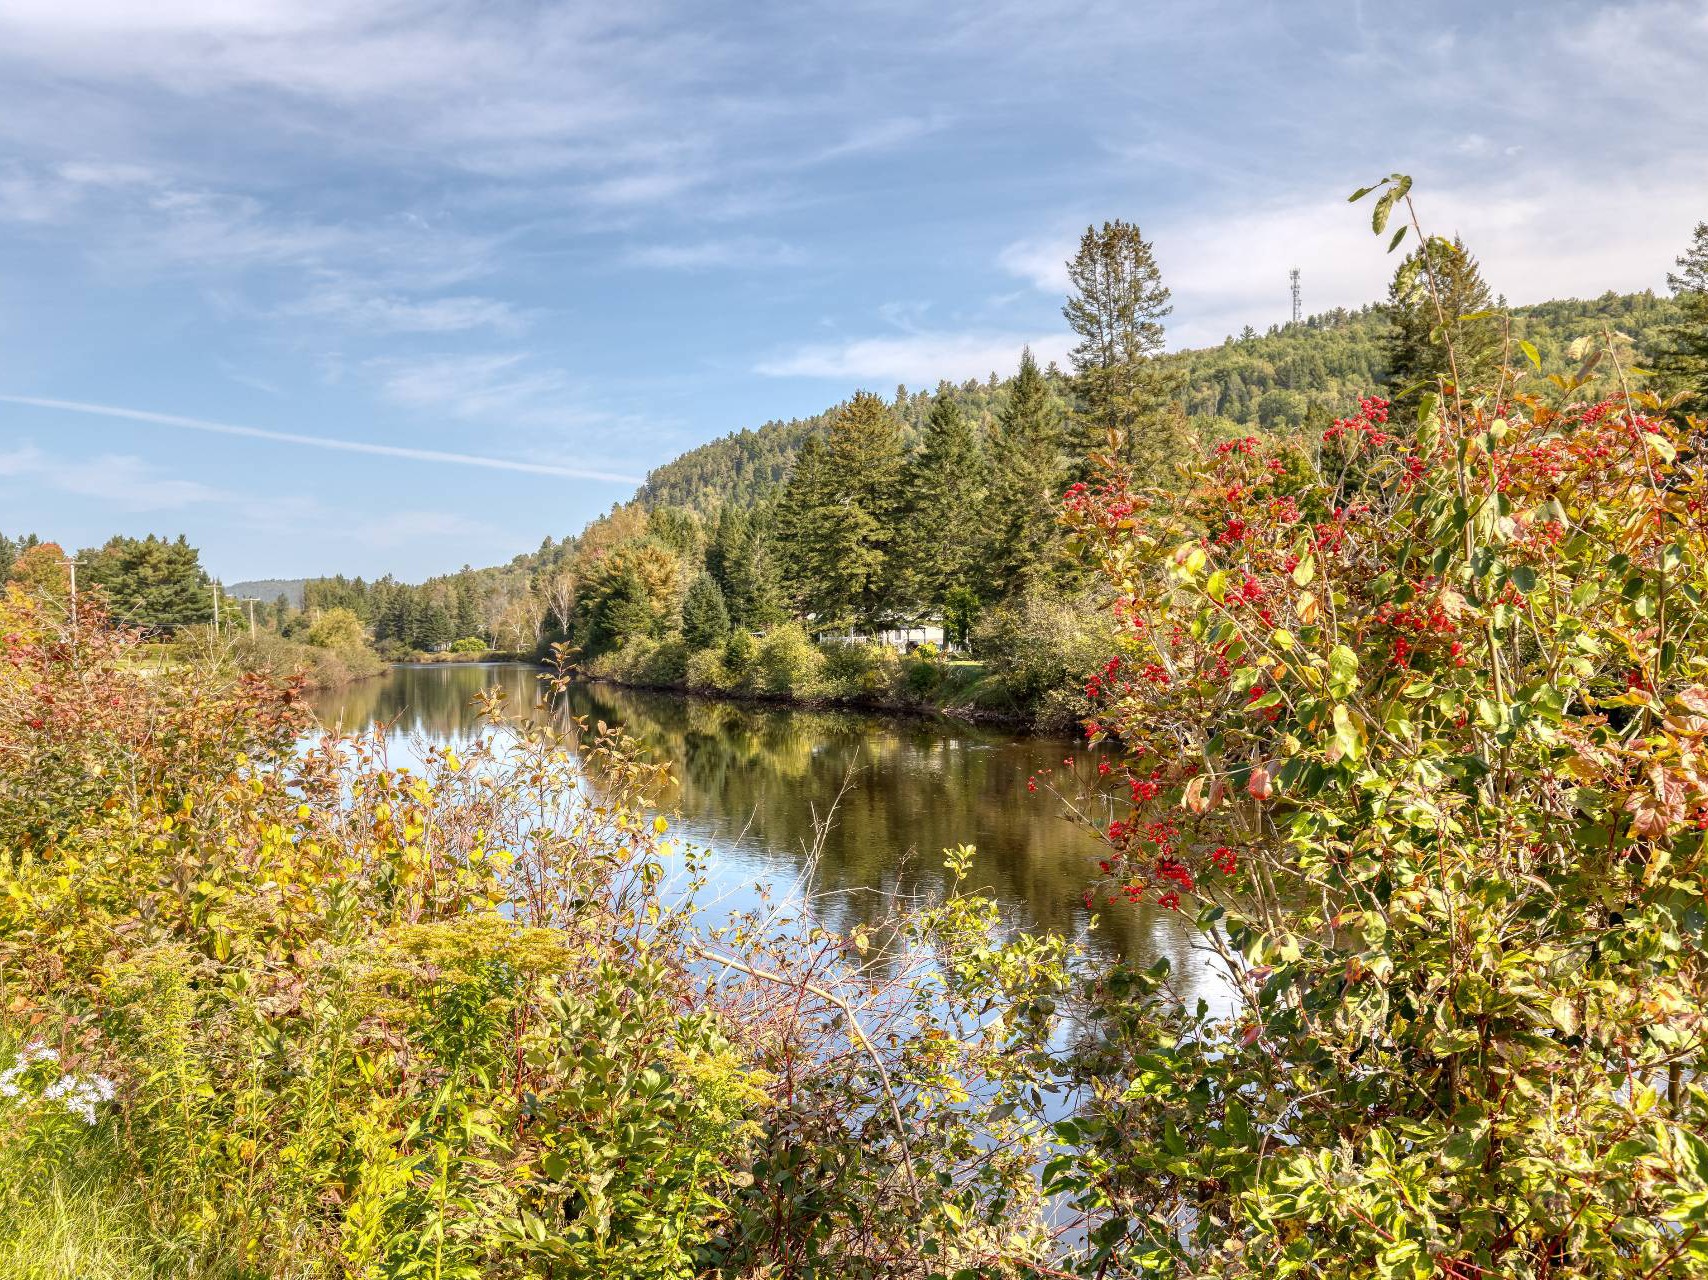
[287,282,530,334]
[625,236,804,270]
[366,352,592,427]
[0,393,642,483]
[808,114,949,164]
[0,442,231,511]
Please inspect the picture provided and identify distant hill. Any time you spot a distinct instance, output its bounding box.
[635,290,1678,516]
[229,578,308,607]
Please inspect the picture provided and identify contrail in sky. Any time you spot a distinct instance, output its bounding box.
[0,393,643,484]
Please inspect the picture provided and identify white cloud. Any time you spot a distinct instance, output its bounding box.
[0,443,230,511]
[287,283,529,334]
[996,156,1708,352]
[368,352,571,420]
[997,234,1072,294]
[625,236,804,270]
[757,329,1069,384]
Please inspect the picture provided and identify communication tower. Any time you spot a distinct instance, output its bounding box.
[1289,268,1301,324]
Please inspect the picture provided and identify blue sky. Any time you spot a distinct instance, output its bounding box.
[0,0,1704,581]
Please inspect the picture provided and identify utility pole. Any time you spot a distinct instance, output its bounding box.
[1289,268,1301,325]
[63,555,83,630]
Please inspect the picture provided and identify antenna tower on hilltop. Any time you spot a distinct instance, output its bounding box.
[1289,267,1301,324]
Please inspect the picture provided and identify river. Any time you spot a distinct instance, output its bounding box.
[310,662,1222,1004]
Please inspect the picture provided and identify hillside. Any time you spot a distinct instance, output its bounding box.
[636,290,1678,515]
[229,578,309,607]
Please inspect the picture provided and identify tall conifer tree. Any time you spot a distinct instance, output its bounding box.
[1385,235,1499,407]
[895,388,987,614]
[1063,219,1186,481]
[774,392,905,629]
[984,349,1066,598]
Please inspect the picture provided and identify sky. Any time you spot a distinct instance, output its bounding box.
[0,0,1704,582]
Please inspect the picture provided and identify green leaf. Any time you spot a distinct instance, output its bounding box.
[1519,338,1541,370]
[1333,703,1365,761]
[1328,645,1358,699]
[1292,553,1316,586]
[1372,187,1401,235]
[1387,225,1407,253]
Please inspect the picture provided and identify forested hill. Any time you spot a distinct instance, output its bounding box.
[638,290,1676,514]
[229,577,308,606]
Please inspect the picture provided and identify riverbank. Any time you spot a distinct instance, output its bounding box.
[581,623,1090,730]
[390,648,531,666]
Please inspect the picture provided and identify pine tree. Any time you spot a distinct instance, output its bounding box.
[1652,222,1708,417]
[984,348,1066,598]
[681,573,732,649]
[895,389,987,615]
[1385,236,1499,407]
[1063,220,1186,482]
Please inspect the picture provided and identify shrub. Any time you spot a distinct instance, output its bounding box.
[971,585,1120,727]
[685,647,731,692]
[305,606,367,650]
[750,622,824,698]
[450,636,487,654]
[0,617,772,1277]
[821,639,899,700]
[1048,201,1708,1273]
[225,627,385,689]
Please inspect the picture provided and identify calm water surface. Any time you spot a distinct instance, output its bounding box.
[310,662,1223,1005]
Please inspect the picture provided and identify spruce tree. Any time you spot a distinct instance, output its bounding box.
[453,575,481,639]
[984,348,1066,599]
[775,392,905,630]
[774,435,836,619]
[419,601,454,651]
[681,573,732,649]
[1652,221,1708,417]
[1385,236,1499,407]
[895,388,987,615]
[80,534,212,632]
[709,505,783,629]
[1063,219,1186,480]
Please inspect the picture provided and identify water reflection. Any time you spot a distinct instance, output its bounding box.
[310,663,1222,1004]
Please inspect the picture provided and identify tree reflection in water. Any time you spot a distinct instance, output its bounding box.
[311,662,1224,1007]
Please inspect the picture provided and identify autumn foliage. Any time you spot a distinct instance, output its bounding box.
[1057,303,1708,1273]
